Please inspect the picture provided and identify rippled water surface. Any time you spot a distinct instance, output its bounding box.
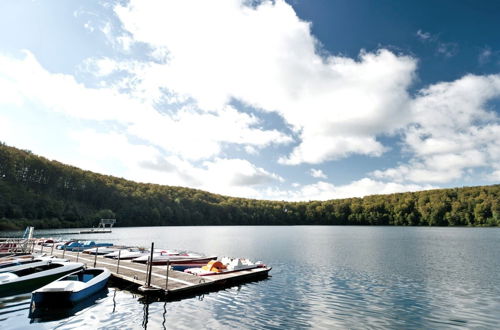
[2,226,500,329]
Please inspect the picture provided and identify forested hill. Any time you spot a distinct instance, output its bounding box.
[0,143,499,230]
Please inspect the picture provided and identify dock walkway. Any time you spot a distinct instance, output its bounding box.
[35,246,271,297]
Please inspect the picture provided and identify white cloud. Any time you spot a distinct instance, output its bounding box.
[137,155,285,198]
[0,115,12,142]
[113,0,417,164]
[436,42,458,58]
[416,29,433,41]
[62,130,284,198]
[0,51,290,162]
[264,178,434,201]
[478,47,492,65]
[374,74,500,183]
[309,168,327,179]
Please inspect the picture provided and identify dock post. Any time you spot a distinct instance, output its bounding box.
[50,243,54,255]
[40,244,44,254]
[94,247,99,267]
[76,250,80,262]
[62,244,66,258]
[165,260,169,292]
[116,249,121,274]
[147,242,154,287]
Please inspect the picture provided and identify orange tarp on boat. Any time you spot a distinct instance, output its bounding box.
[201,260,227,272]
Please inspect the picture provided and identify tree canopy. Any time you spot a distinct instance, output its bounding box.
[0,143,498,230]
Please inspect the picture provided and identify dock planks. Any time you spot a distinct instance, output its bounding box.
[35,246,271,297]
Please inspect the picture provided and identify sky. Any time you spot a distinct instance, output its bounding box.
[0,0,499,201]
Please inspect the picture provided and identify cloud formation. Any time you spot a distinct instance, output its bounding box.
[113,0,417,165]
[374,74,500,183]
[1,0,499,201]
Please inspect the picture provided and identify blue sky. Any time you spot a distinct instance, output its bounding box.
[0,0,499,201]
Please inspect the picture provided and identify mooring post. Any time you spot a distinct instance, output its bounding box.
[94,247,99,267]
[62,244,66,258]
[50,243,54,255]
[76,249,80,262]
[165,260,169,291]
[116,249,121,274]
[147,242,154,287]
[40,243,44,254]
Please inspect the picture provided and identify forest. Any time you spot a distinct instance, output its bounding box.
[0,143,499,230]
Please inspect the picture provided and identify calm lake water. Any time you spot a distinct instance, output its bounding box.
[2,226,500,329]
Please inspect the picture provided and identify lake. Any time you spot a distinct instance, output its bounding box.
[2,226,500,329]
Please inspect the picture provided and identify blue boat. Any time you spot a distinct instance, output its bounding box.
[63,241,113,252]
[32,267,111,306]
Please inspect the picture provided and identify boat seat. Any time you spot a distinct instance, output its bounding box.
[66,275,79,281]
[82,274,94,282]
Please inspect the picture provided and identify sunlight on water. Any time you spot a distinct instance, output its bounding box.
[1,226,500,328]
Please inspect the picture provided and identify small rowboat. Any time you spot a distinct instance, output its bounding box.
[32,267,111,306]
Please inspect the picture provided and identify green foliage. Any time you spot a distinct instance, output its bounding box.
[0,143,499,229]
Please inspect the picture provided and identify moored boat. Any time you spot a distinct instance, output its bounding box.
[108,248,165,260]
[132,251,217,265]
[83,247,120,255]
[32,267,111,306]
[63,241,114,252]
[0,261,84,297]
[184,258,266,276]
[0,256,68,273]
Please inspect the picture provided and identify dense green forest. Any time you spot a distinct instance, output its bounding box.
[0,143,499,230]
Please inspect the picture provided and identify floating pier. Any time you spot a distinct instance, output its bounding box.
[80,219,116,234]
[33,244,271,298]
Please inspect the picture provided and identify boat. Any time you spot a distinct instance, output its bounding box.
[32,267,111,306]
[0,256,68,273]
[63,241,114,252]
[132,251,217,265]
[184,258,266,276]
[29,288,109,321]
[55,240,77,250]
[106,248,163,260]
[0,261,84,297]
[83,247,120,255]
[0,253,39,264]
[169,261,217,272]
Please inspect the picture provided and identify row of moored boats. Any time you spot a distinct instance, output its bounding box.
[0,254,110,306]
[1,239,269,307]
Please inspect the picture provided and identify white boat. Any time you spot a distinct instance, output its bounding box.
[132,251,217,265]
[0,261,84,297]
[83,247,120,255]
[0,256,68,273]
[32,267,111,306]
[184,258,265,276]
[109,248,164,260]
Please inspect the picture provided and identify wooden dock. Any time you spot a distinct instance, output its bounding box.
[34,246,271,298]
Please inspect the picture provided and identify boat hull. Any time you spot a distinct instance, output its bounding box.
[133,256,217,266]
[32,277,108,305]
[0,267,83,297]
[32,268,110,306]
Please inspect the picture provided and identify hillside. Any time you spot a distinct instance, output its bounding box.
[0,143,499,230]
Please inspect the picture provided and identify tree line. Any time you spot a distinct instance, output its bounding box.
[0,142,498,230]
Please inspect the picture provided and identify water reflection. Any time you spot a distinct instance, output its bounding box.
[1,227,500,328]
[29,288,109,323]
